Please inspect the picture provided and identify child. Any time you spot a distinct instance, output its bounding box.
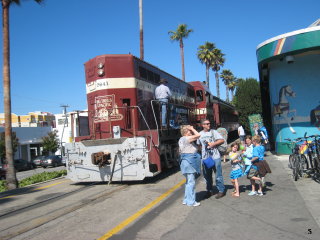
[247,135,271,196]
[243,135,253,175]
[229,143,243,197]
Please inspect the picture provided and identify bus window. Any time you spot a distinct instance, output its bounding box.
[196,90,203,102]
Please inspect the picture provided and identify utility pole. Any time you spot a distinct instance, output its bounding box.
[60,104,69,156]
[139,0,144,60]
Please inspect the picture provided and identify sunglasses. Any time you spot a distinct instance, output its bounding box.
[203,123,210,125]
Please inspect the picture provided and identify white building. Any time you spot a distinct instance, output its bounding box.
[54,111,88,155]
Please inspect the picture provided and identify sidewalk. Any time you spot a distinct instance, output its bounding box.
[161,153,320,240]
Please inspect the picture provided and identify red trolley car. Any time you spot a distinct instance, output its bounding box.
[66,54,238,182]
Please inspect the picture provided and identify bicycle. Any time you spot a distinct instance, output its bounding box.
[284,138,307,181]
[303,133,320,178]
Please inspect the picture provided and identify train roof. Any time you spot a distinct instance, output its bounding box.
[85,54,192,87]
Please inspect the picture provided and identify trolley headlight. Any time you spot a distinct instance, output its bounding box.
[97,63,104,69]
[97,69,105,76]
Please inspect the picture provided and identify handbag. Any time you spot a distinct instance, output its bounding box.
[247,165,259,179]
[203,156,215,168]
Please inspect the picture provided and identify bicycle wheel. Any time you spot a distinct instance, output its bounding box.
[288,154,294,169]
[299,154,307,177]
[292,155,299,181]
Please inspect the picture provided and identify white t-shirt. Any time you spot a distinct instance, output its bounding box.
[238,126,245,136]
[155,84,171,99]
[197,130,223,159]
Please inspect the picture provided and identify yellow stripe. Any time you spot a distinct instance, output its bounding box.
[97,179,186,240]
[0,180,69,200]
[0,195,17,200]
[34,180,69,190]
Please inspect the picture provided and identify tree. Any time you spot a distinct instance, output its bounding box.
[233,78,262,131]
[197,41,215,88]
[42,130,60,155]
[220,69,235,102]
[2,0,44,190]
[211,48,225,98]
[168,24,193,82]
[228,78,239,101]
[139,0,144,60]
[0,131,19,161]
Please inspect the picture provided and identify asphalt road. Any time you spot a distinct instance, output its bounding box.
[0,154,319,240]
[16,166,66,181]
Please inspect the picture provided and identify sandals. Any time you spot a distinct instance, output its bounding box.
[231,192,240,197]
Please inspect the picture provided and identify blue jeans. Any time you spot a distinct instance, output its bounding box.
[183,173,196,205]
[158,98,168,127]
[202,158,225,193]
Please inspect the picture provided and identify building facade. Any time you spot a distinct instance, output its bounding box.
[257,22,320,154]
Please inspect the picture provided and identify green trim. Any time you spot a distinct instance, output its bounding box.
[257,29,320,63]
[276,142,292,154]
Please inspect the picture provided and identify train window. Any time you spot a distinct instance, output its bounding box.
[196,90,203,102]
[187,88,195,98]
[139,66,147,79]
[154,73,160,84]
[147,70,154,82]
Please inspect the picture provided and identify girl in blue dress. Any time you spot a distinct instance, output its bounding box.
[229,143,243,197]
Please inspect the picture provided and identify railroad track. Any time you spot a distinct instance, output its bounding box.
[0,182,129,240]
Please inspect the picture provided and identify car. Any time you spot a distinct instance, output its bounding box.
[41,155,63,168]
[32,156,46,167]
[14,159,34,171]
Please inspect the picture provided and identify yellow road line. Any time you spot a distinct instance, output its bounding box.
[97,179,186,240]
[0,195,17,200]
[0,180,69,200]
[34,180,69,190]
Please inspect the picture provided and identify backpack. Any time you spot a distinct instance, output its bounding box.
[210,129,227,155]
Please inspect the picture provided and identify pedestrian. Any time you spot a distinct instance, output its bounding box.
[243,135,253,176]
[216,124,228,163]
[247,135,271,196]
[229,143,243,197]
[178,125,201,207]
[197,119,226,199]
[155,78,172,127]
[238,124,245,145]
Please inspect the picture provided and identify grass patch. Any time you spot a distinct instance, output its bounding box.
[0,170,67,193]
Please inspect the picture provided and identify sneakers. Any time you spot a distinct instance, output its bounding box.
[182,201,186,205]
[186,202,200,207]
[215,192,225,199]
[192,202,201,207]
[257,191,264,196]
[248,191,257,196]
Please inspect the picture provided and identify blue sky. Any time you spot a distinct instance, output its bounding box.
[0,0,319,115]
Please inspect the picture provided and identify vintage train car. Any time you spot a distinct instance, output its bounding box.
[189,81,239,141]
[65,54,238,182]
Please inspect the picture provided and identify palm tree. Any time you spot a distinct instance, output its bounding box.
[2,0,44,190]
[220,69,234,102]
[197,41,216,88]
[168,24,193,82]
[211,48,225,98]
[139,0,144,60]
[228,78,239,101]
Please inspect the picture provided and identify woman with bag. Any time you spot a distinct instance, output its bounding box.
[178,125,201,206]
